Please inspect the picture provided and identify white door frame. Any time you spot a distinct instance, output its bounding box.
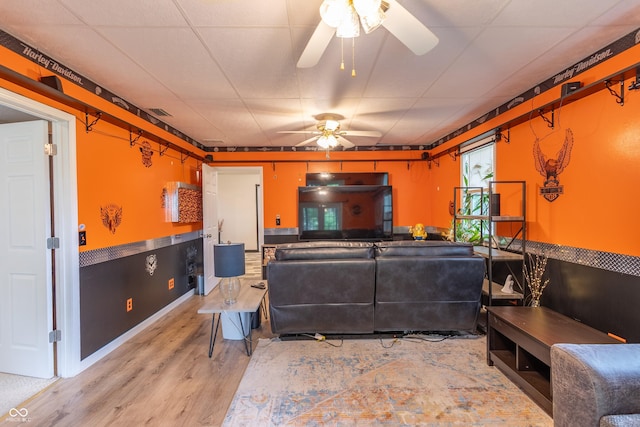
[0,87,80,377]
[214,166,264,252]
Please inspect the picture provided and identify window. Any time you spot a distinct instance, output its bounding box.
[456,142,495,243]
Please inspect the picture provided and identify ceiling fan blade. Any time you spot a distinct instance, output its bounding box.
[383,0,439,55]
[295,136,320,147]
[336,135,355,149]
[297,21,336,68]
[341,130,382,138]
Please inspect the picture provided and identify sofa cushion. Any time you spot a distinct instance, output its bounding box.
[275,241,374,261]
[374,240,474,257]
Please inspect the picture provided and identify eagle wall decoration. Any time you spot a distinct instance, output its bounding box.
[101,203,123,234]
[533,128,574,202]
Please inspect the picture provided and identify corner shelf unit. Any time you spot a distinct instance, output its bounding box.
[453,181,527,307]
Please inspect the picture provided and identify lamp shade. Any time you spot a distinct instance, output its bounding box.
[214,243,245,277]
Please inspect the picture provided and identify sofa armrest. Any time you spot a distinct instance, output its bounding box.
[551,343,640,427]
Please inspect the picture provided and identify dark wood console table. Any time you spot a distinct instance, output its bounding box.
[486,306,620,416]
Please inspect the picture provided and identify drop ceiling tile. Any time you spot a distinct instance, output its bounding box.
[0,1,82,26]
[197,27,299,98]
[59,0,187,26]
[177,0,290,27]
[425,26,576,99]
[492,0,628,27]
[363,26,482,98]
[97,27,237,99]
[409,0,511,27]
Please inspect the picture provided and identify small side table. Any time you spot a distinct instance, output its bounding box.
[198,279,267,357]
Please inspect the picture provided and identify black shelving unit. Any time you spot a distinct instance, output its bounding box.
[453,181,526,312]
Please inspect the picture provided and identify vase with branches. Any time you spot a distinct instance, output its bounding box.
[523,252,550,307]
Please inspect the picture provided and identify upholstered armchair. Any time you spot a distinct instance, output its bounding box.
[551,343,640,427]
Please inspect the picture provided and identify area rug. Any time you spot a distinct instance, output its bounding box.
[224,335,552,426]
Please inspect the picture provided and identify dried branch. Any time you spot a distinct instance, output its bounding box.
[523,252,550,305]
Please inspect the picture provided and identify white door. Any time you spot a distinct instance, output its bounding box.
[0,121,54,378]
[202,164,219,295]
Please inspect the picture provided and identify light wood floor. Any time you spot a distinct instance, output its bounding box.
[2,293,275,427]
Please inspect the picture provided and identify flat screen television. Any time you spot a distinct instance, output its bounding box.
[298,185,393,241]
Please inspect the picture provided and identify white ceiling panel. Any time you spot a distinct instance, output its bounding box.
[0,0,638,149]
[59,0,188,27]
[98,27,237,100]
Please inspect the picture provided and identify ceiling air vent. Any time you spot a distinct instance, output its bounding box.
[148,108,172,117]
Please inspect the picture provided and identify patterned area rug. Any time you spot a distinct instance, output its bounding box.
[224,335,552,426]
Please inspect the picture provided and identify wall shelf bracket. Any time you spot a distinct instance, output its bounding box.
[129,130,143,147]
[180,152,189,164]
[158,142,170,156]
[85,112,102,133]
[604,79,625,105]
[537,108,554,128]
[628,67,640,90]
[496,128,510,144]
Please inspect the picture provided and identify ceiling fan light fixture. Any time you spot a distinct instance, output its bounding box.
[353,0,385,34]
[317,134,338,149]
[359,8,385,34]
[319,0,349,28]
[324,119,340,131]
[336,4,360,38]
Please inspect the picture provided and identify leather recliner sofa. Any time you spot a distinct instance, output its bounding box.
[267,240,485,335]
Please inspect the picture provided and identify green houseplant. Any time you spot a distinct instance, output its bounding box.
[452,161,493,244]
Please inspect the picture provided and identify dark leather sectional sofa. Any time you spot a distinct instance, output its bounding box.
[267,240,486,336]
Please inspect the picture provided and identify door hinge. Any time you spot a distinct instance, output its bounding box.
[45,143,57,156]
[49,330,62,343]
[47,237,60,249]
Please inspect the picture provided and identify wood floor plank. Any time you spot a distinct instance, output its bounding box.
[1,292,275,427]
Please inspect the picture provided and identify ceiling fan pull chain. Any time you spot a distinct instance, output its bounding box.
[352,38,356,77]
[340,38,345,71]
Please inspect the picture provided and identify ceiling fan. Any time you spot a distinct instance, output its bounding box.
[278,114,381,149]
[298,0,439,69]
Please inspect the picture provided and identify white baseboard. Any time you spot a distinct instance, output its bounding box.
[71,291,195,376]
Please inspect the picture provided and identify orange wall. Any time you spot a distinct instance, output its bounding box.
[76,122,201,250]
[209,150,431,230]
[0,45,204,252]
[426,43,640,257]
[2,37,640,258]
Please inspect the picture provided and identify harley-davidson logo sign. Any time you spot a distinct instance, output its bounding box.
[533,129,574,202]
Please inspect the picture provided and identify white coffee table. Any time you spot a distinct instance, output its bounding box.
[198,279,267,357]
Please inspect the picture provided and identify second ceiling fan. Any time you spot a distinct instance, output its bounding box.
[298,0,439,69]
[279,114,381,149]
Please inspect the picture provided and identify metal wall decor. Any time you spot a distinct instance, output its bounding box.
[145,254,158,276]
[534,128,574,202]
[101,203,123,234]
[139,140,154,167]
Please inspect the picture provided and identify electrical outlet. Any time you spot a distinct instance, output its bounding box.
[126,298,133,312]
[168,278,175,290]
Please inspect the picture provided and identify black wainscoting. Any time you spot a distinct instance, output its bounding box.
[543,258,640,343]
[492,258,640,343]
[80,240,203,359]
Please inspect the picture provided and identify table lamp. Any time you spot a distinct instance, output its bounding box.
[214,243,245,304]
